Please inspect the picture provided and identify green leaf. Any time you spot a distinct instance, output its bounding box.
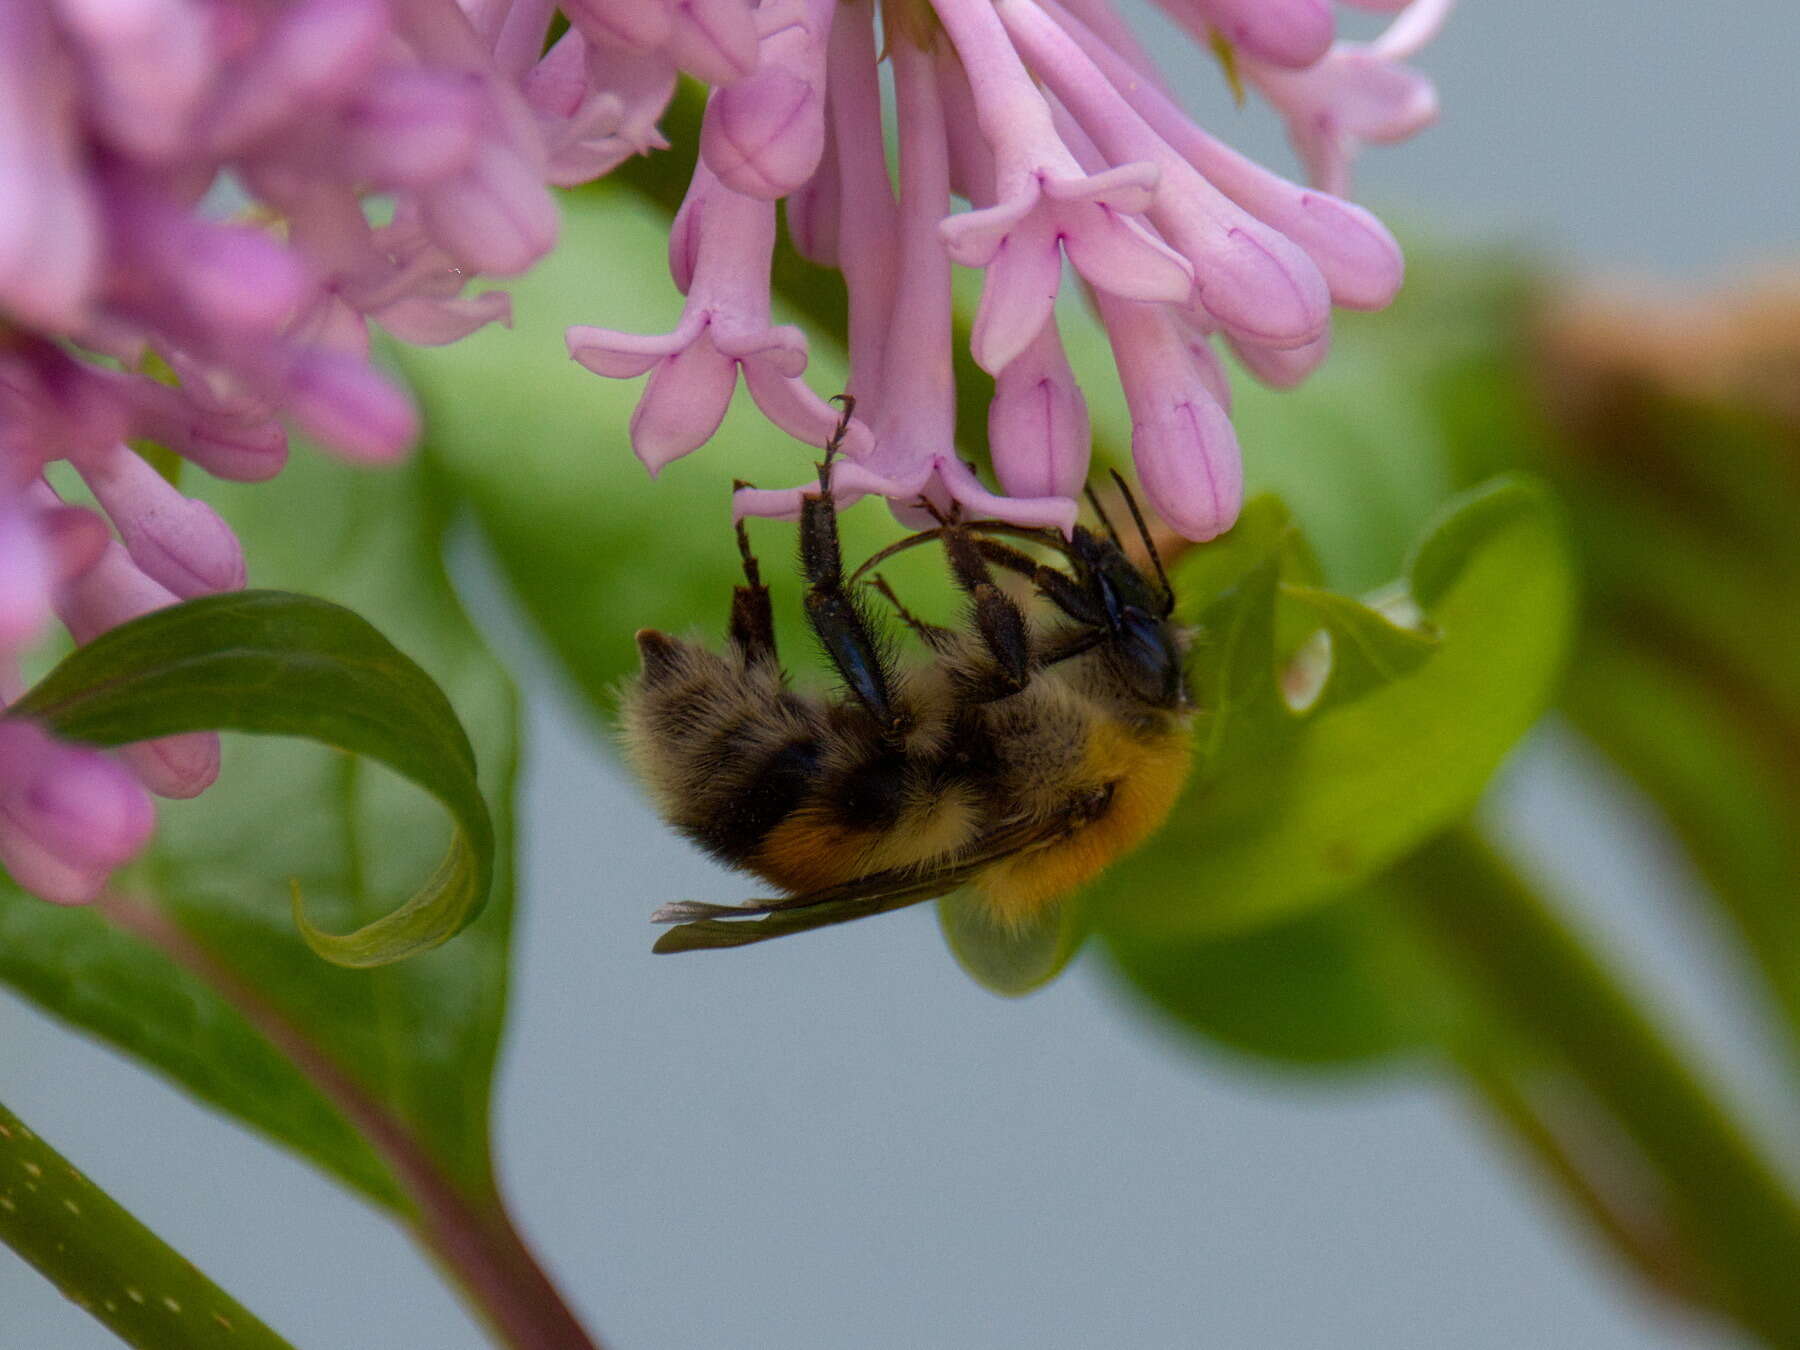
[0,450,519,1205]
[1277,584,1437,713]
[14,590,494,968]
[1093,475,1575,940]
[937,891,1088,998]
[0,1099,296,1350]
[1102,879,1454,1066]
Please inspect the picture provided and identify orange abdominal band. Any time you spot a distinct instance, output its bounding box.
[975,724,1193,929]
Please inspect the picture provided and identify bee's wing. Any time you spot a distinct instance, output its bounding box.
[649,816,1066,954]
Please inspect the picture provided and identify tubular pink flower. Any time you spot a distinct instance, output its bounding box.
[1037,0,1405,311]
[821,4,897,404]
[734,38,1077,535]
[568,165,860,474]
[0,721,155,907]
[700,0,834,199]
[1246,0,1451,196]
[573,0,1444,543]
[783,118,840,266]
[1094,291,1243,542]
[932,0,1192,374]
[0,496,53,662]
[1006,0,1330,350]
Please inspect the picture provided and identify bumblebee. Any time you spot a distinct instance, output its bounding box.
[623,408,1195,953]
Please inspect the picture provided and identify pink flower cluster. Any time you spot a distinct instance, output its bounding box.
[572,0,1449,540]
[0,0,724,902]
[1,0,1446,905]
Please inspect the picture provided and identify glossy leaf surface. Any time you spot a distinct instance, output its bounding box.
[14,591,494,969]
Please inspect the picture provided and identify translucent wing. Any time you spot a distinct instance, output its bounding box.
[649,813,1072,954]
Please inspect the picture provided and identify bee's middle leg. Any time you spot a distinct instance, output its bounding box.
[939,525,1032,700]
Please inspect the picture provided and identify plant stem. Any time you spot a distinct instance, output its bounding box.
[1395,829,1800,1346]
[1453,1041,1702,1311]
[0,1098,295,1350]
[101,893,604,1350]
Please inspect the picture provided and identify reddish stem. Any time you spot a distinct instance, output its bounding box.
[100,892,604,1350]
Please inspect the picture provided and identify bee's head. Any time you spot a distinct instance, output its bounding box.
[1068,525,1185,710]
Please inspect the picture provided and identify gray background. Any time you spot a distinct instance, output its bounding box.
[4,1,1796,1346]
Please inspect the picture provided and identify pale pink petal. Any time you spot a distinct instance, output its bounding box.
[630,335,741,473]
[967,211,1064,374]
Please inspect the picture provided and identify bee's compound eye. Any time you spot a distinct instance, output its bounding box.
[1118,609,1181,707]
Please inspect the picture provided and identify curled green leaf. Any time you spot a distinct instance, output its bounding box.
[12,590,494,968]
[1093,474,1575,940]
[1278,584,1438,714]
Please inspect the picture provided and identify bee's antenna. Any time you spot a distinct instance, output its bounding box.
[1108,469,1174,610]
[1084,483,1121,542]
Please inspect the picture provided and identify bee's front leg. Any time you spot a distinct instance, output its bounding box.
[798,418,910,739]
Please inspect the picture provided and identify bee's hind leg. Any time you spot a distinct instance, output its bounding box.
[798,401,910,737]
[728,482,778,669]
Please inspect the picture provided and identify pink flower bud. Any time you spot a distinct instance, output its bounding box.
[666,0,761,87]
[72,443,248,597]
[1096,292,1243,541]
[989,320,1091,501]
[700,0,833,198]
[0,721,155,906]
